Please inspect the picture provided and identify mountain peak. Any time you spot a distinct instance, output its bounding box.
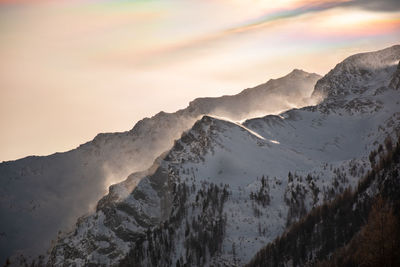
[389,60,400,90]
[185,70,320,121]
[45,45,400,267]
[312,44,400,99]
[288,68,307,75]
[272,69,319,82]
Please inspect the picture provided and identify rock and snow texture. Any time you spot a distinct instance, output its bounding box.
[188,69,321,120]
[49,45,400,266]
[0,69,320,262]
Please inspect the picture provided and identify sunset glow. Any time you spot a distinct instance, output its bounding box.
[0,0,399,161]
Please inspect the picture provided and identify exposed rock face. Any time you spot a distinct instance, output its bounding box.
[312,45,400,99]
[48,45,400,266]
[310,45,400,114]
[246,138,400,267]
[389,61,400,90]
[188,69,321,120]
[0,68,320,262]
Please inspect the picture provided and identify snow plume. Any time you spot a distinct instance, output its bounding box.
[0,69,321,264]
[100,161,150,201]
[188,70,322,122]
[206,115,266,140]
[208,89,324,122]
[101,162,138,195]
[94,69,323,198]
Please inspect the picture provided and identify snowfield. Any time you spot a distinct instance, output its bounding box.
[49,45,400,266]
[0,69,320,263]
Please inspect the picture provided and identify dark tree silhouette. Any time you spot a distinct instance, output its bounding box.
[355,197,400,267]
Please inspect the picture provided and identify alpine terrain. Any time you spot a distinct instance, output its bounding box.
[44,45,400,266]
[0,67,320,263]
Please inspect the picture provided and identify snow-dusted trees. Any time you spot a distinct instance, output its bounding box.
[250,175,270,208]
[247,135,400,267]
[120,181,229,267]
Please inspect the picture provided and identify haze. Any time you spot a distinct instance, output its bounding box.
[0,0,399,161]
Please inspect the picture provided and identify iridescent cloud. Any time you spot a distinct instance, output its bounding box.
[0,0,399,161]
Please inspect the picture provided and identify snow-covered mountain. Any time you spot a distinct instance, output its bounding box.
[247,134,400,267]
[0,69,320,262]
[48,45,400,266]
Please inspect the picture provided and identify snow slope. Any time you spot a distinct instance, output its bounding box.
[0,70,320,262]
[49,45,400,266]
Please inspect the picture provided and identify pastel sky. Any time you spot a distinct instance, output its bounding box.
[0,0,399,161]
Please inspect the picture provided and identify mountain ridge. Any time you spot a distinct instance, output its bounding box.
[0,68,320,262]
[48,45,400,266]
[246,134,400,267]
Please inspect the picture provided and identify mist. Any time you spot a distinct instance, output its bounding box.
[1,0,399,162]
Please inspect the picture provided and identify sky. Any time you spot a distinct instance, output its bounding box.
[0,0,399,162]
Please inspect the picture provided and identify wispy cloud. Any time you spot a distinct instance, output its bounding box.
[343,0,400,11]
[0,0,399,161]
[125,1,400,68]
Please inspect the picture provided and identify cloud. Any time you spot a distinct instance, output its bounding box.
[343,0,400,12]
[227,0,400,34]
[128,0,400,69]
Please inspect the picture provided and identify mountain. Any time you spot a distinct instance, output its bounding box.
[0,69,320,262]
[48,45,400,266]
[187,69,321,120]
[246,135,400,267]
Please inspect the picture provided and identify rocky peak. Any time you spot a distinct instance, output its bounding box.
[389,61,400,90]
[187,71,320,121]
[286,68,317,78]
[312,45,400,99]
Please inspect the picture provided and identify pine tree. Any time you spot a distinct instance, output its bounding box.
[355,196,400,267]
[288,172,293,183]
